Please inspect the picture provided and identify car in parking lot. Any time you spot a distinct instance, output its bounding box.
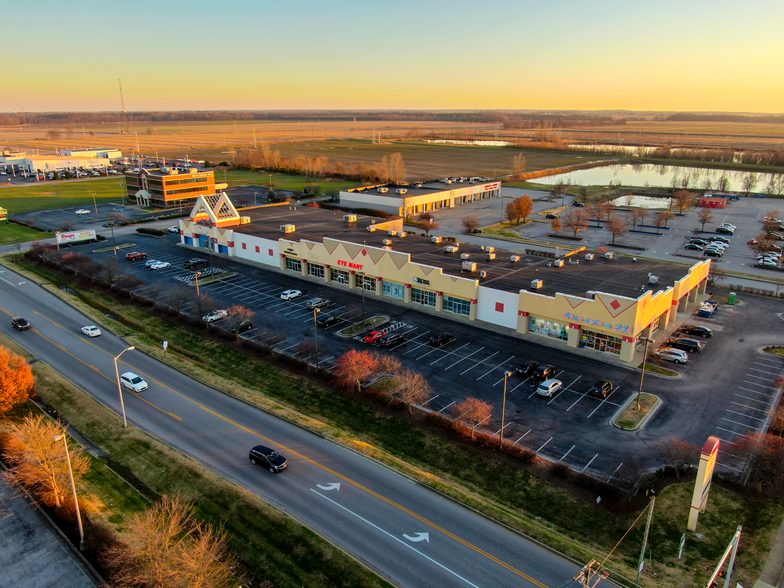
[120,372,148,392]
[536,379,562,397]
[716,226,735,235]
[202,309,228,323]
[80,325,102,337]
[760,244,783,252]
[306,298,331,309]
[654,347,689,364]
[149,261,171,270]
[759,259,780,268]
[429,332,454,347]
[516,360,539,377]
[703,247,723,256]
[710,236,731,244]
[364,330,387,344]
[588,379,614,398]
[144,259,159,267]
[379,333,404,347]
[703,249,722,258]
[167,226,180,234]
[11,317,31,331]
[228,319,253,333]
[316,314,340,327]
[681,325,712,338]
[184,258,208,269]
[685,244,704,251]
[689,238,709,246]
[126,251,147,261]
[280,289,302,300]
[720,223,737,230]
[75,209,91,215]
[532,364,556,382]
[545,213,558,219]
[248,445,288,473]
[666,337,703,353]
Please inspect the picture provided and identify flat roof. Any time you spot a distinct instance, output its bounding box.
[346,180,496,200]
[231,206,694,299]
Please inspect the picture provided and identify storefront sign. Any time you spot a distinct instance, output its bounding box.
[413,276,430,287]
[284,247,297,255]
[337,260,364,269]
[563,312,630,334]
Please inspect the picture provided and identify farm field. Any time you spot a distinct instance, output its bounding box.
[0,222,53,245]
[0,178,125,214]
[215,169,359,193]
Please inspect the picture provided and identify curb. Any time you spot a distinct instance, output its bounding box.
[610,394,662,431]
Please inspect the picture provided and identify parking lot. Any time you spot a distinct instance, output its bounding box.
[78,233,784,482]
[11,203,164,233]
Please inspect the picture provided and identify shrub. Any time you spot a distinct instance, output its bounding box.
[549,461,572,479]
[136,227,165,236]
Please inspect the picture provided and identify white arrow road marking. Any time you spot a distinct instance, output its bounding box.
[316,483,341,491]
[311,489,479,588]
[403,532,430,543]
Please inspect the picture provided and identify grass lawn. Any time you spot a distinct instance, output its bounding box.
[5,256,784,588]
[215,169,358,194]
[614,393,658,429]
[639,363,680,377]
[0,178,126,214]
[0,222,53,245]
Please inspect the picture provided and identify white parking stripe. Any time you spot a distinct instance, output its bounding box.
[725,410,766,422]
[475,355,515,381]
[716,426,748,438]
[734,393,772,403]
[606,463,624,483]
[586,388,620,419]
[560,445,575,461]
[738,386,773,395]
[721,417,758,429]
[536,437,552,452]
[741,380,777,389]
[730,402,770,412]
[437,401,456,413]
[429,342,472,366]
[582,454,599,472]
[443,346,485,370]
[748,367,784,376]
[514,430,531,443]
[459,351,499,376]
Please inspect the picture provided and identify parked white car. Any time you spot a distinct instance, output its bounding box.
[280,289,303,300]
[536,379,562,397]
[75,209,91,215]
[202,309,228,323]
[149,261,171,270]
[654,348,689,364]
[120,372,148,392]
[80,325,102,337]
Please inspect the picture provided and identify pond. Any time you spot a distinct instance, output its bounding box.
[609,195,671,209]
[531,163,781,193]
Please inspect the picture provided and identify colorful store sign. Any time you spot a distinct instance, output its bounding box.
[563,312,631,334]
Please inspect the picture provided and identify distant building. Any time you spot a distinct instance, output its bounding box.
[60,147,123,159]
[0,151,110,174]
[124,167,217,208]
[339,180,502,217]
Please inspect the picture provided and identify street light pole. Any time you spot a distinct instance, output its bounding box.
[500,370,513,447]
[114,346,136,427]
[313,307,320,369]
[358,272,366,322]
[194,271,203,317]
[53,433,85,551]
[637,337,653,410]
[92,192,98,215]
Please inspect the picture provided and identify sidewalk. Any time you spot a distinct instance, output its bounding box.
[754,516,784,588]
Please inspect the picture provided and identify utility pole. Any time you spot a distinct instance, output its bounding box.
[636,496,655,583]
[118,79,127,133]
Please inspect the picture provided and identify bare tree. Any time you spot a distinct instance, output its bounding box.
[396,370,432,413]
[0,346,35,413]
[623,194,635,209]
[653,438,699,478]
[562,208,589,237]
[225,304,254,342]
[511,153,527,179]
[164,285,195,315]
[629,207,647,230]
[454,397,492,439]
[601,201,618,223]
[419,215,439,236]
[461,215,480,233]
[373,352,402,380]
[504,200,520,225]
[606,216,627,245]
[655,211,675,233]
[587,203,603,227]
[61,219,76,232]
[717,174,730,192]
[697,207,715,232]
[550,217,562,236]
[672,190,695,215]
[109,212,127,225]
[741,172,759,196]
[733,433,784,492]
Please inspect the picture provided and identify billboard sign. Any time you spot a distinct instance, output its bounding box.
[56,230,96,245]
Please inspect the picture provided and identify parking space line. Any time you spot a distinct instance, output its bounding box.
[510,379,530,393]
[738,386,773,395]
[429,342,472,366]
[559,445,575,461]
[459,351,499,376]
[725,410,766,422]
[730,401,770,412]
[585,389,620,419]
[415,347,439,361]
[536,437,552,453]
[748,367,784,376]
[514,430,531,443]
[476,355,515,381]
[734,393,771,403]
[566,393,587,412]
[741,380,777,389]
[492,423,512,436]
[582,454,599,472]
[606,463,624,483]
[443,346,484,370]
[716,426,748,438]
[437,401,456,414]
[721,417,759,429]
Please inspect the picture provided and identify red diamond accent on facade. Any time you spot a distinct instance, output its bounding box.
[361,248,367,256]
[610,299,621,310]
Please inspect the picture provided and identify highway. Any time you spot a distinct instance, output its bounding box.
[0,264,584,588]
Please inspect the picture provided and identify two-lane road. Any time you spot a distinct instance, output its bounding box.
[0,265,582,588]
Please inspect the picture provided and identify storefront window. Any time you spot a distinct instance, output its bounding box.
[412,287,436,307]
[285,257,301,273]
[443,295,470,316]
[308,263,325,279]
[382,281,406,299]
[331,268,349,284]
[581,330,622,355]
[360,275,376,291]
[528,317,568,341]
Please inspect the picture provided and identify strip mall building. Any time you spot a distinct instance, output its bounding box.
[179,195,710,364]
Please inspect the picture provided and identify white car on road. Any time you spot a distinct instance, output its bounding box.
[75,209,91,215]
[120,372,148,392]
[80,325,102,337]
[149,261,171,270]
[280,289,303,300]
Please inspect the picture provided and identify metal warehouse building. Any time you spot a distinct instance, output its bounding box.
[179,195,711,364]
[339,180,502,217]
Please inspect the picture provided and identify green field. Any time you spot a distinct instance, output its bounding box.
[215,168,358,194]
[0,178,126,214]
[0,222,53,245]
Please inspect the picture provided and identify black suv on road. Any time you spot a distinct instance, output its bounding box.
[248,445,288,473]
[184,258,208,269]
[11,317,31,331]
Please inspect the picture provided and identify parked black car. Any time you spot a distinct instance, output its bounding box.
[228,319,253,333]
[379,333,404,347]
[681,325,713,338]
[588,380,614,399]
[532,364,556,382]
[516,361,539,377]
[316,314,340,327]
[429,333,454,347]
[11,317,31,331]
[184,258,208,269]
[545,213,558,219]
[248,445,288,473]
[666,337,703,353]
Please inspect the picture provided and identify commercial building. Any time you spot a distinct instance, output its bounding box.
[59,147,123,159]
[179,196,710,364]
[0,151,112,174]
[340,180,502,217]
[125,167,217,209]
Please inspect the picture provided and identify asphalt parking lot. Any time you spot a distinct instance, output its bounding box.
[77,233,784,482]
[11,203,158,233]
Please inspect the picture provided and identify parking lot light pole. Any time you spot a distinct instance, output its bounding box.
[114,346,135,428]
[637,337,653,411]
[500,370,513,447]
[194,271,203,316]
[313,307,321,369]
[357,272,366,322]
[53,433,85,551]
[91,192,98,215]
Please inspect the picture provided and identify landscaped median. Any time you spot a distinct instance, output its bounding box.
[612,393,661,430]
[338,316,387,336]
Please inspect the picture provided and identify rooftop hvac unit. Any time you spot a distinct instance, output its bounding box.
[585,253,595,261]
[648,274,659,284]
[378,187,389,193]
[479,271,487,278]
[486,253,496,261]
[462,261,477,271]
[414,184,423,188]
[367,225,376,232]
[343,214,357,222]
[189,168,199,173]
[382,239,392,246]
[444,245,459,253]
[398,232,406,238]
[586,290,596,298]
[460,253,471,260]
[531,279,543,290]
[396,188,408,194]
[383,246,392,251]
[510,255,520,262]
[431,236,442,243]
[604,252,614,260]
[240,216,251,224]
[480,245,486,251]
[485,246,495,253]
[280,224,296,233]
[553,259,564,267]
[388,230,397,236]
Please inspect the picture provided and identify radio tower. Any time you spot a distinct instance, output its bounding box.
[118,79,128,134]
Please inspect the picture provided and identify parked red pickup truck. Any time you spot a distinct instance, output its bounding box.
[125,251,148,261]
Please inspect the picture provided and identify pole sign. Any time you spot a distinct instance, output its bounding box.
[163,341,168,350]
[0,206,7,223]
[688,436,721,531]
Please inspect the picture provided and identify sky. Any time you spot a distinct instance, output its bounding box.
[5,0,783,113]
